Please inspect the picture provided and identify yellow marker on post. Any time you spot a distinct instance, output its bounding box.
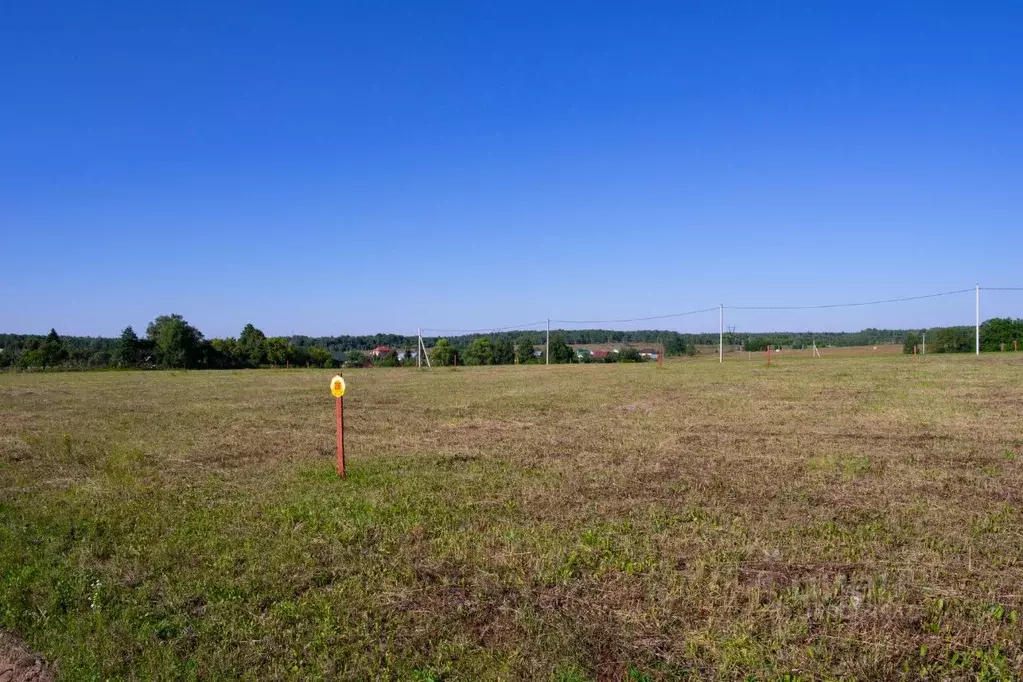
[330,375,346,476]
[330,375,346,398]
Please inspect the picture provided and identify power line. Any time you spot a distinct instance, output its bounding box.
[420,286,1019,332]
[552,307,719,325]
[421,319,548,334]
[726,288,973,311]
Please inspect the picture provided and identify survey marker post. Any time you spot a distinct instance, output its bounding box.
[330,375,346,477]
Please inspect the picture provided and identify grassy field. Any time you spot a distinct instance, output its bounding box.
[2,354,1023,680]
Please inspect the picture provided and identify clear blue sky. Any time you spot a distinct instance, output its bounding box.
[3,2,1021,338]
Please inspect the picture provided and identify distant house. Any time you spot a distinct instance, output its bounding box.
[396,350,417,362]
[592,350,610,359]
[576,348,592,359]
[638,348,659,360]
[372,346,392,358]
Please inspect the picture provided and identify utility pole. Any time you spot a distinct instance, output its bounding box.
[718,304,723,364]
[922,331,926,355]
[417,328,431,368]
[546,319,550,365]
[975,284,980,356]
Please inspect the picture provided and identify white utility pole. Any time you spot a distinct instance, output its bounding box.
[718,304,723,363]
[975,284,980,356]
[922,331,926,355]
[417,329,431,368]
[546,319,550,365]
[417,328,422,368]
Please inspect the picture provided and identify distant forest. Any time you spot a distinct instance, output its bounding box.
[1,315,1021,370]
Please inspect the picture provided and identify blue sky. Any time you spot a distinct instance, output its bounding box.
[2,2,1021,337]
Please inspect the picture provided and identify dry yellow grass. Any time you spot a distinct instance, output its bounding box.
[2,354,1023,680]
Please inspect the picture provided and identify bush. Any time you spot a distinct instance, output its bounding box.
[429,339,456,367]
[463,338,494,365]
[931,327,973,353]
[618,347,644,363]
[516,335,539,364]
[548,333,574,364]
[903,332,921,355]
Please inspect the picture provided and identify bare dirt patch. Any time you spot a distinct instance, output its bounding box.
[0,631,53,682]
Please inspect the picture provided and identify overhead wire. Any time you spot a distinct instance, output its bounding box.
[420,286,1018,331]
[725,288,973,311]
[552,307,719,325]
[421,319,549,334]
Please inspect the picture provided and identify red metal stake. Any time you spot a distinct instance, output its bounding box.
[336,396,345,477]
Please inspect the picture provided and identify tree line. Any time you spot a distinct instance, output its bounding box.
[423,333,673,366]
[3,315,1020,370]
[0,316,336,370]
[902,318,1023,354]
[289,327,919,356]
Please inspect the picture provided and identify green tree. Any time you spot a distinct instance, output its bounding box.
[548,333,574,364]
[492,337,515,365]
[516,334,539,364]
[114,326,141,366]
[463,337,494,365]
[146,314,204,368]
[264,337,293,366]
[980,318,1023,352]
[209,338,241,368]
[18,349,46,368]
[239,323,267,367]
[40,328,68,366]
[745,337,777,352]
[931,326,972,353]
[663,333,685,357]
[88,350,112,367]
[308,346,333,368]
[903,332,921,354]
[345,350,367,367]
[376,349,401,367]
[429,339,456,367]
